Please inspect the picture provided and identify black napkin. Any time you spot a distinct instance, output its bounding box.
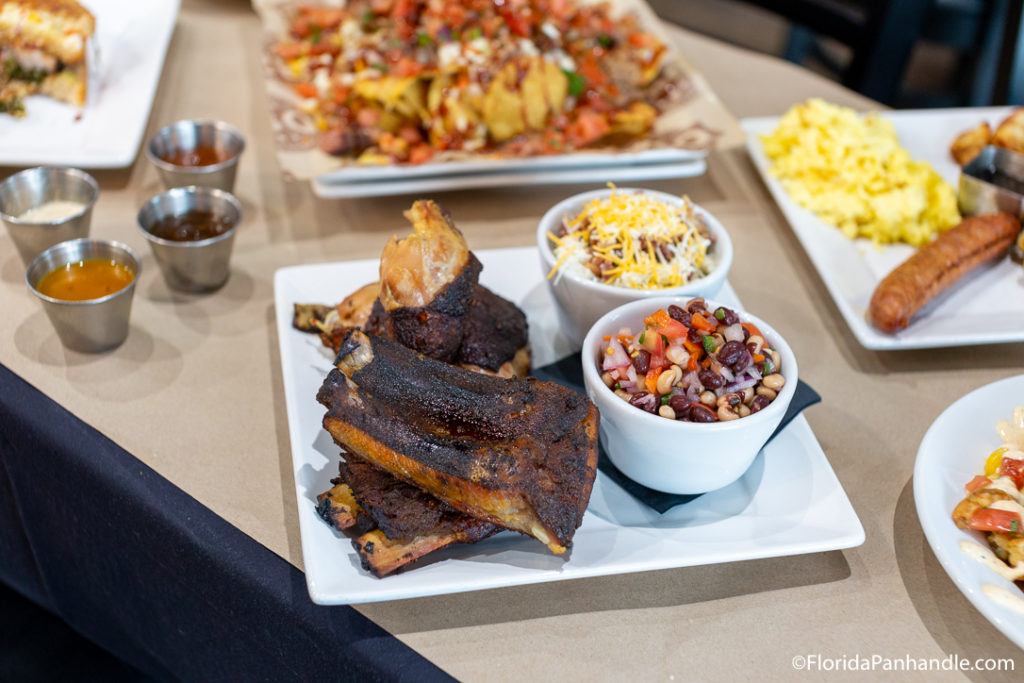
[532,354,822,513]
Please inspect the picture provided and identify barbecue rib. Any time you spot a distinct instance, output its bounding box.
[378,199,482,361]
[317,329,599,554]
[331,457,500,576]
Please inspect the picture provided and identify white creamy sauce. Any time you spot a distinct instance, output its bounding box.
[959,540,1024,582]
[982,584,1024,616]
[985,476,1024,504]
[18,200,86,222]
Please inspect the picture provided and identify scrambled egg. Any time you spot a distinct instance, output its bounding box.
[761,98,960,246]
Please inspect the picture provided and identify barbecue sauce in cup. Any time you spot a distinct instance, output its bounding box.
[150,210,234,242]
[160,146,232,167]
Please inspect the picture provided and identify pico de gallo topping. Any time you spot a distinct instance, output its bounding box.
[955,407,1024,542]
[599,298,786,422]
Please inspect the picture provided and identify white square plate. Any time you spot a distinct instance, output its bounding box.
[914,375,1024,649]
[743,107,1024,351]
[274,247,864,604]
[0,0,180,168]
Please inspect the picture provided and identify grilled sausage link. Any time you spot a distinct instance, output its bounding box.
[868,213,1020,333]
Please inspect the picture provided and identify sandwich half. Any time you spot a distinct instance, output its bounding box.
[0,0,95,115]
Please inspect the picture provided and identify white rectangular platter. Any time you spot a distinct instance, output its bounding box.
[743,107,1024,351]
[274,247,864,604]
[0,0,180,168]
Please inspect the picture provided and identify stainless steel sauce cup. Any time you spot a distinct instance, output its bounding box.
[137,186,242,292]
[145,120,246,192]
[0,167,99,265]
[26,238,141,353]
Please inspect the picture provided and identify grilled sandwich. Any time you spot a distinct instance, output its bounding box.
[0,0,94,115]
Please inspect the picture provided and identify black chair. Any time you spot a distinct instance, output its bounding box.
[741,0,1023,106]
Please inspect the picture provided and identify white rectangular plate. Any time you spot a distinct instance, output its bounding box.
[0,0,180,168]
[743,107,1024,351]
[274,247,864,604]
[311,158,707,198]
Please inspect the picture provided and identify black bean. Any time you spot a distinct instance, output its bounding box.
[689,404,717,422]
[668,395,690,413]
[716,307,739,326]
[667,305,690,326]
[629,392,657,413]
[631,350,651,374]
[750,395,771,413]
[716,340,744,366]
[698,368,725,389]
[686,298,706,315]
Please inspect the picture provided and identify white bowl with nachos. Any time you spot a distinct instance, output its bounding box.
[537,187,733,349]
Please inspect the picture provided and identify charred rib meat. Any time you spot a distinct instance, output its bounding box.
[317,330,599,554]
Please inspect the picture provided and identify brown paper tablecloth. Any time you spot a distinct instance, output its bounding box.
[2,1,1023,679]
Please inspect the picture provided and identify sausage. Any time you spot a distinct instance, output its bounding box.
[868,213,1020,333]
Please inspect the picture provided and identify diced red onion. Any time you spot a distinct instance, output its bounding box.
[726,376,759,392]
[723,323,744,342]
[603,337,631,370]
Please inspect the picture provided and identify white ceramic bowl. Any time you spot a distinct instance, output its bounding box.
[537,188,733,350]
[581,296,798,494]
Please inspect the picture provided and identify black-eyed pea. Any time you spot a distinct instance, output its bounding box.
[614,389,631,401]
[741,386,755,405]
[601,371,615,388]
[717,405,740,421]
[699,390,717,406]
[769,349,781,372]
[762,373,785,391]
[746,335,765,354]
[738,404,751,418]
[658,405,676,420]
[756,385,777,400]
[656,366,682,395]
[717,392,741,409]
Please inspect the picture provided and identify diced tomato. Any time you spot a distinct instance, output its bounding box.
[392,57,424,77]
[499,6,532,38]
[643,310,688,340]
[275,43,306,60]
[566,109,610,147]
[628,31,658,48]
[689,312,715,332]
[293,83,319,98]
[999,457,1024,490]
[578,56,607,87]
[969,508,1023,534]
[741,322,765,340]
[408,143,435,165]
[965,475,993,493]
[391,0,419,39]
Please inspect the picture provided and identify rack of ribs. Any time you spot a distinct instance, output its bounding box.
[317,329,599,554]
[318,455,500,577]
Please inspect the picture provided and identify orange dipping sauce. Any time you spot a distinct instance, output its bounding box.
[161,145,232,167]
[37,259,135,301]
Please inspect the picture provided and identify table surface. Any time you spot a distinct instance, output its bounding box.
[3,0,1023,679]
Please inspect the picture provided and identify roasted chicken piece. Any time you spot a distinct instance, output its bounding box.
[950,122,991,166]
[318,330,598,554]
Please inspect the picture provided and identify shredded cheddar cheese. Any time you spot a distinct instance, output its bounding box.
[548,188,713,289]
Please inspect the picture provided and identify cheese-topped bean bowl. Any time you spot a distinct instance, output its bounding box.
[581,296,797,494]
[537,187,732,349]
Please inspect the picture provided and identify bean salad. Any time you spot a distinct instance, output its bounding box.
[599,298,786,422]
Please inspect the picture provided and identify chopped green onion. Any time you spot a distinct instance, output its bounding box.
[467,26,482,40]
[660,394,671,405]
[714,308,726,321]
[1013,519,1020,533]
[562,69,585,96]
[597,34,614,48]
[416,32,432,46]
[614,382,621,390]
[702,335,715,355]
[310,26,323,43]
[638,331,646,345]
[661,334,669,346]
[762,360,772,374]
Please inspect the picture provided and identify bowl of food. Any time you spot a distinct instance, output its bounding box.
[581,296,797,494]
[137,186,242,292]
[538,187,732,349]
[146,120,245,192]
[25,238,140,353]
[0,167,99,265]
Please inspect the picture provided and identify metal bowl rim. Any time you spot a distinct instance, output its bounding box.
[144,119,246,175]
[25,238,142,306]
[0,167,100,226]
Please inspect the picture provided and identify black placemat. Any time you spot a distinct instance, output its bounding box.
[533,354,822,513]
